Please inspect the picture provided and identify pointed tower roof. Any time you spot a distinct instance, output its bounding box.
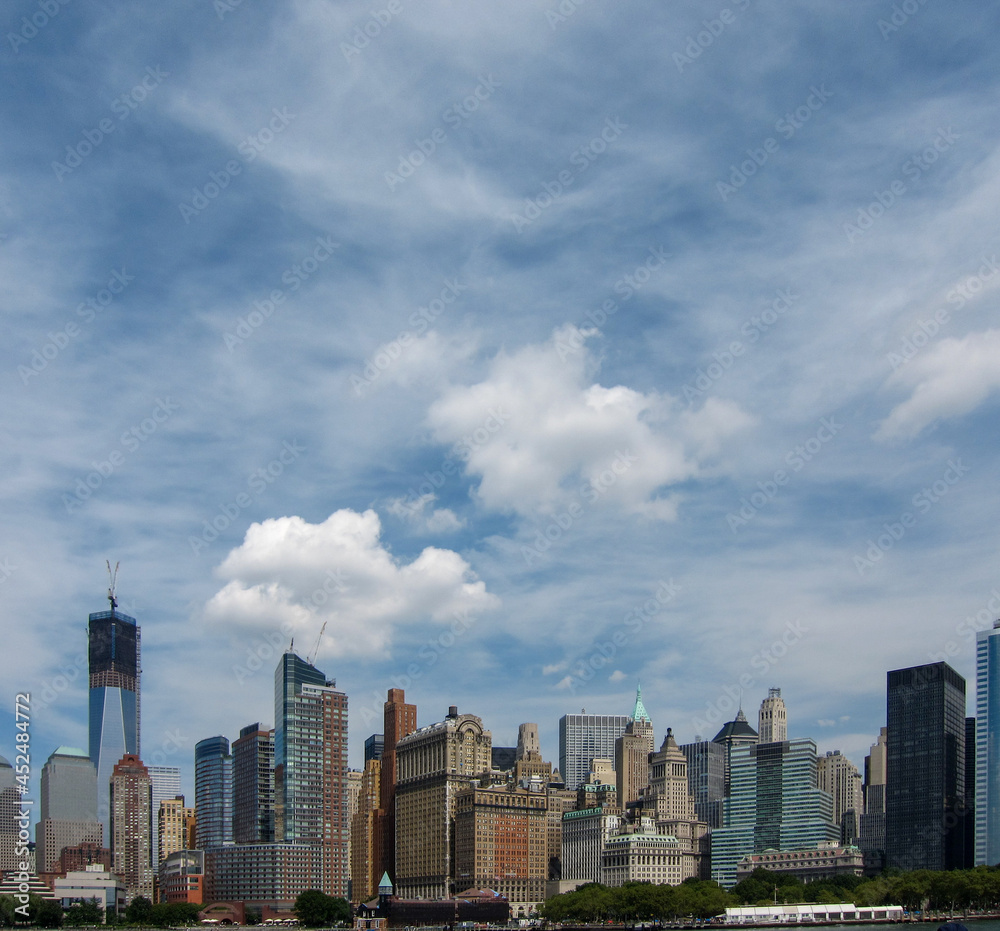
[631,683,650,723]
[378,872,393,892]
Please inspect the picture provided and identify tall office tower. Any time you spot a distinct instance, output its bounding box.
[158,796,196,864]
[36,748,101,874]
[454,784,548,912]
[364,734,384,763]
[274,652,349,897]
[680,738,726,829]
[712,708,759,798]
[561,807,622,884]
[148,766,181,873]
[817,751,863,843]
[517,722,541,758]
[886,662,967,871]
[559,712,630,792]
[859,727,887,866]
[630,685,655,752]
[976,622,1000,865]
[0,756,23,873]
[545,784,579,881]
[110,754,153,903]
[394,706,492,898]
[89,600,140,836]
[710,738,839,887]
[615,724,651,809]
[232,723,274,845]
[758,688,787,743]
[195,737,233,849]
[514,723,552,784]
[350,758,381,904]
[637,729,708,881]
[377,688,416,883]
[965,716,976,869]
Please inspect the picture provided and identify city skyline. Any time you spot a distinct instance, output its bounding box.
[3,1,1000,810]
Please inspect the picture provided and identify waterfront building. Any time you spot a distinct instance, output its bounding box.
[561,806,622,884]
[89,605,140,835]
[35,747,101,874]
[601,817,685,887]
[350,758,381,904]
[394,706,492,898]
[274,652,349,897]
[559,712,630,792]
[232,723,274,844]
[52,865,126,917]
[885,662,967,870]
[976,622,1000,865]
[158,849,204,904]
[203,842,322,909]
[148,765,181,872]
[195,737,233,849]
[735,843,865,883]
[376,688,416,884]
[109,754,153,903]
[158,796,196,865]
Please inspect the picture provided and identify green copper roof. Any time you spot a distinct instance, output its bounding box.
[631,683,650,723]
[378,872,393,890]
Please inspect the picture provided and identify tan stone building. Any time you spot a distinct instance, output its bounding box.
[395,707,491,898]
[615,686,655,808]
[454,784,548,915]
[350,758,381,903]
[110,754,153,903]
[158,796,196,865]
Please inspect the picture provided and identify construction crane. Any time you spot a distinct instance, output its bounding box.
[106,560,119,611]
[307,620,327,665]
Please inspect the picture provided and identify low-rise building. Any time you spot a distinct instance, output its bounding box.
[601,817,686,887]
[52,864,126,917]
[158,849,204,904]
[735,844,865,884]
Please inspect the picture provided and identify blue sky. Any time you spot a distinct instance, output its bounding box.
[3,1,1000,801]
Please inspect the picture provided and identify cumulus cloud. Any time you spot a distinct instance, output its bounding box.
[385,493,465,533]
[876,329,1000,441]
[426,326,754,519]
[202,508,498,658]
[609,669,627,683]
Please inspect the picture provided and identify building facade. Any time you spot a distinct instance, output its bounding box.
[859,727,887,868]
[36,747,101,874]
[680,739,726,829]
[601,818,685,887]
[561,807,622,884]
[377,688,417,885]
[976,623,1000,865]
[816,751,863,844]
[232,723,274,845]
[203,843,322,908]
[758,688,788,744]
[350,758,381,904]
[158,849,204,904]
[886,662,967,871]
[148,765,181,873]
[109,754,153,903]
[735,844,865,883]
[159,796,196,865]
[394,707,492,898]
[559,713,630,792]
[195,736,233,849]
[89,607,140,835]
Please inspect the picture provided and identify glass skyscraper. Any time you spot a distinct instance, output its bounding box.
[976,624,1000,865]
[88,607,140,836]
[195,736,233,849]
[886,661,967,871]
[558,713,630,791]
[148,765,181,871]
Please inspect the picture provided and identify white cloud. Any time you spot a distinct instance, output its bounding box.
[876,329,1000,440]
[202,509,497,659]
[427,326,754,519]
[609,669,627,683]
[385,493,465,533]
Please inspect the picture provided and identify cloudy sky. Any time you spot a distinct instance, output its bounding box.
[3,1,999,799]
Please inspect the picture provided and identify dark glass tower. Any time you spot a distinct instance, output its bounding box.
[195,736,233,848]
[88,607,140,835]
[886,662,967,870]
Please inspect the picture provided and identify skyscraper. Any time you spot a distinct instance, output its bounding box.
[274,652,349,897]
[232,724,274,845]
[976,622,1000,865]
[758,688,787,743]
[148,766,181,873]
[377,688,416,883]
[559,712,630,792]
[36,747,101,873]
[859,727,887,866]
[679,738,726,828]
[711,708,759,798]
[89,604,140,835]
[711,738,839,887]
[886,662,967,871]
[816,751,863,843]
[158,796,196,865]
[195,737,233,849]
[110,754,153,903]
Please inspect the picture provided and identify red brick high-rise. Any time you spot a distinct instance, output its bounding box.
[377,688,416,883]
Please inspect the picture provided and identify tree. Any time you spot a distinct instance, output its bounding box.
[64,899,104,926]
[124,896,154,926]
[293,890,351,928]
[34,898,64,929]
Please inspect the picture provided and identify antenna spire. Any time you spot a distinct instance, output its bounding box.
[106,560,119,611]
